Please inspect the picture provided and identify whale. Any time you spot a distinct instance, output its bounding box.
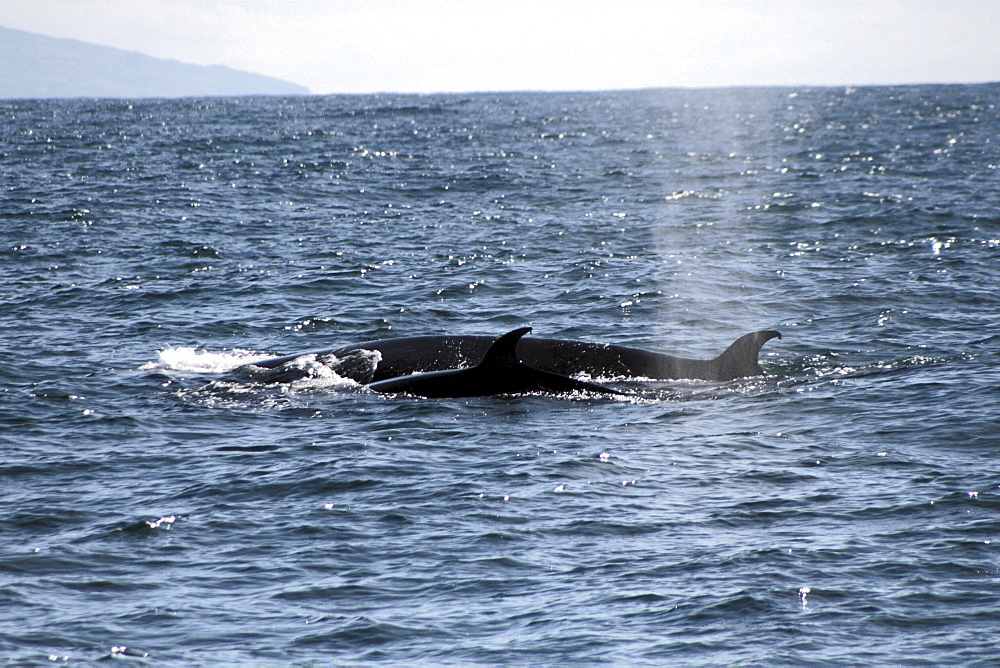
[366,327,623,397]
[241,328,781,385]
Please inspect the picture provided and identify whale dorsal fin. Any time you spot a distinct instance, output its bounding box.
[713,330,782,380]
[476,327,532,371]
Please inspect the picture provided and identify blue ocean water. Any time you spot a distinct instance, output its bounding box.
[1,85,998,665]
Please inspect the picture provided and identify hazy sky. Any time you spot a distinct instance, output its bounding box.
[2,0,999,94]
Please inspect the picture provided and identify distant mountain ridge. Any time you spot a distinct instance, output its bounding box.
[0,26,309,99]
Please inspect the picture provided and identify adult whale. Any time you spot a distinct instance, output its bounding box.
[242,328,781,384]
[367,327,623,398]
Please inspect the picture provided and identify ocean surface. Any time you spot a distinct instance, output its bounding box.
[2,85,998,665]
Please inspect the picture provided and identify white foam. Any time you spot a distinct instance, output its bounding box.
[278,354,362,391]
[143,346,368,395]
[141,346,273,374]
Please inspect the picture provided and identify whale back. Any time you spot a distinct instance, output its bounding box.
[366,327,621,398]
[243,330,781,384]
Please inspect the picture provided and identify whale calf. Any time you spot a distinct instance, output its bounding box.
[243,329,781,385]
[367,327,623,398]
